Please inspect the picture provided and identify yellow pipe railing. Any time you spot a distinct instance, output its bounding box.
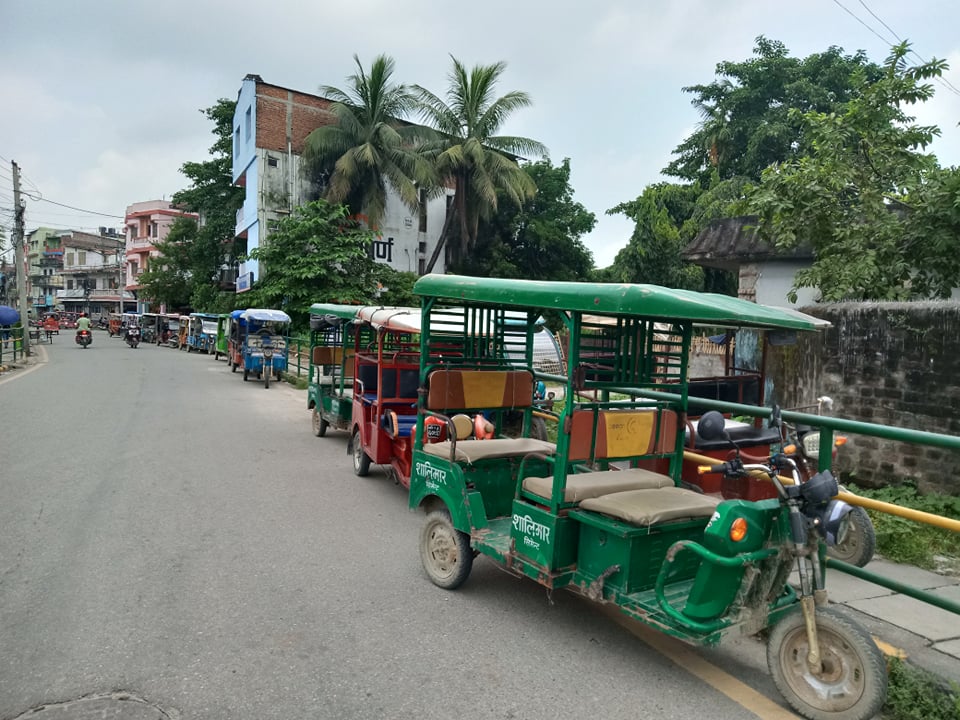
[682,449,960,534]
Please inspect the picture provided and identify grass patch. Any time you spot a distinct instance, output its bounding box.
[884,658,960,720]
[283,373,308,390]
[847,481,960,571]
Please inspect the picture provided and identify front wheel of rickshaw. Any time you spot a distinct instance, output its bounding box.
[767,606,887,720]
[312,408,328,437]
[351,429,371,476]
[827,506,876,568]
[264,371,270,389]
[420,510,473,590]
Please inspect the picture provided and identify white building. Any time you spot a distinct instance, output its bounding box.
[232,74,450,292]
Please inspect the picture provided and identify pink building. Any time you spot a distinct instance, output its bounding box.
[124,200,198,311]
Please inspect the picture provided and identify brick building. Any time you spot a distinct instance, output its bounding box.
[124,200,199,312]
[232,74,450,291]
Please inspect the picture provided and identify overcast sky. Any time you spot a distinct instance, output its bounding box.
[2,0,958,268]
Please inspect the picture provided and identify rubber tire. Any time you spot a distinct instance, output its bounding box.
[767,606,887,720]
[827,506,876,568]
[530,416,548,441]
[312,409,328,438]
[243,368,249,382]
[419,509,473,590]
[352,429,371,476]
[231,360,237,373]
[264,371,270,389]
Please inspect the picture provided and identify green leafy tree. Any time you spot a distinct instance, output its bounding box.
[373,265,419,306]
[746,43,959,301]
[666,36,881,184]
[138,217,195,310]
[302,55,434,230]
[246,199,380,329]
[463,157,595,280]
[602,183,705,289]
[139,99,243,312]
[414,57,547,271]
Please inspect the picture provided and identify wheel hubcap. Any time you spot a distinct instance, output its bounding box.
[781,627,865,711]
[425,522,457,579]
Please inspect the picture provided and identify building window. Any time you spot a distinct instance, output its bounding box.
[245,106,252,142]
[418,188,427,232]
[234,127,240,157]
[418,258,426,275]
[67,279,74,290]
[267,156,278,168]
[418,241,427,254]
[65,252,74,267]
[78,251,86,266]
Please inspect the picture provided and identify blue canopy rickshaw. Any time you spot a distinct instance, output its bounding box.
[235,308,292,389]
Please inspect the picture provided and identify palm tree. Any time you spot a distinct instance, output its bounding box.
[302,54,435,230]
[414,57,547,272]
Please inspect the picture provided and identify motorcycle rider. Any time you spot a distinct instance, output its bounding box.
[124,321,140,345]
[76,312,91,339]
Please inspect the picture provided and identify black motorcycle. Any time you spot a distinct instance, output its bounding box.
[125,326,141,349]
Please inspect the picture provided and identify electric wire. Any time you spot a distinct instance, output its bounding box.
[833,0,960,99]
[36,198,124,219]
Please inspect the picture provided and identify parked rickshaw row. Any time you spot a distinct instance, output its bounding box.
[302,276,889,720]
[94,308,292,390]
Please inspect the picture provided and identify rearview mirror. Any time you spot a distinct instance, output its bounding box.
[697,411,726,441]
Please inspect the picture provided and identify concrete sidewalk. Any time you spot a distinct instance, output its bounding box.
[820,558,960,686]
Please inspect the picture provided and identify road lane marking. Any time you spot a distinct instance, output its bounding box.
[0,344,47,386]
[602,607,800,719]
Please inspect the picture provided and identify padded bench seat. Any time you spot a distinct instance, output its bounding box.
[579,487,720,526]
[522,468,674,503]
[423,438,556,464]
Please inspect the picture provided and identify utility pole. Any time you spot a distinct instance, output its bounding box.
[12,161,30,357]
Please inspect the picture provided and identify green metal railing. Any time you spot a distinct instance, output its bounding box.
[0,327,26,366]
[284,334,310,378]
[580,384,960,617]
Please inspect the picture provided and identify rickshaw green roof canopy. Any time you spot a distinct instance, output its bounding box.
[308,303,365,320]
[413,274,828,331]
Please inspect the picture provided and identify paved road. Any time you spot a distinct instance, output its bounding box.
[2,334,791,720]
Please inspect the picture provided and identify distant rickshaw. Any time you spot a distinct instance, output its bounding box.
[307,303,363,437]
[177,315,190,350]
[212,314,229,360]
[42,313,60,338]
[140,313,161,344]
[236,308,291,389]
[160,313,181,347]
[108,313,122,336]
[187,312,219,353]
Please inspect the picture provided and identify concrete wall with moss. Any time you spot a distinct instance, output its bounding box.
[765,301,960,495]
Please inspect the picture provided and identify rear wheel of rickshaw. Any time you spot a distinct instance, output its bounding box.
[312,408,328,437]
[243,368,249,381]
[767,606,887,720]
[351,429,371,476]
[420,509,473,590]
[530,417,549,441]
[231,359,236,372]
[827,506,876,568]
